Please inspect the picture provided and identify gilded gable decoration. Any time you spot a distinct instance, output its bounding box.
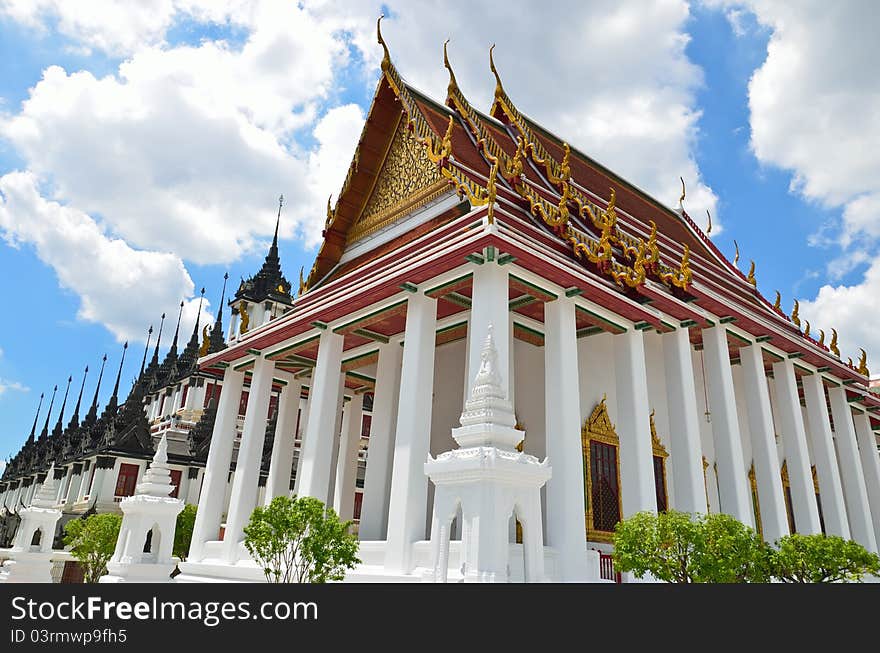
[347,115,447,245]
[649,409,668,458]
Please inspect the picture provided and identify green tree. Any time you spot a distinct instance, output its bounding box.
[243,495,360,583]
[768,533,880,583]
[694,513,770,583]
[173,504,197,561]
[612,510,768,583]
[63,513,122,583]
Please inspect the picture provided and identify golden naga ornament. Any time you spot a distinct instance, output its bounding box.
[199,324,211,357]
[829,328,840,357]
[804,321,810,338]
[791,299,801,328]
[706,209,712,235]
[818,329,825,347]
[858,348,869,376]
[848,357,853,368]
[746,260,756,287]
[773,290,781,311]
[424,115,454,164]
[239,300,250,335]
[678,176,686,210]
[733,240,740,267]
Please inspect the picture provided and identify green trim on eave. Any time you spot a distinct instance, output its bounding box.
[509,274,557,301]
[352,328,390,344]
[425,273,472,297]
[574,304,627,333]
[266,334,320,359]
[436,321,468,336]
[497,253,516,265]
[465,253,485,265]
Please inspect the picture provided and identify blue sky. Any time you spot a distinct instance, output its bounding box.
[1,1,878,464]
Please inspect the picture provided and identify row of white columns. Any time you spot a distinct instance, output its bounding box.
[187,256,880,575]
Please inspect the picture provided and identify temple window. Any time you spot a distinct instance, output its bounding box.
[649,410,669,513]
[114,463,140,498]
[582,397,622,542]
[748,463,763,539]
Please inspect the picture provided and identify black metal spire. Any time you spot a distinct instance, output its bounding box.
[232,197,291,305]
[150,313,166,369]
[140,325,153,377]
[192,288,205,337]
[170,300,184,352]
[85,354,107,426]
[26,392,44,445]
[209,272,229,353]
[52,375,72,437]
[68,365,88,430]
[110,342,128,405]
[39,385,58,440]
[272,194,283,252]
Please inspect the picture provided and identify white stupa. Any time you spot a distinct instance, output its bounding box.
[101,434,185,583]
[0,464,63,583]
[425,324,551,582]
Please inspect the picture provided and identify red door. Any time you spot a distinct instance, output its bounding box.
[114,463,140,498]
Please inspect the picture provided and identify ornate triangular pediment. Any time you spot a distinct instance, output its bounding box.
[584,395,618,443]
[346,115,445,245]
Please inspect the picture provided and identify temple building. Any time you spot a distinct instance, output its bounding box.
[3,19,880,583]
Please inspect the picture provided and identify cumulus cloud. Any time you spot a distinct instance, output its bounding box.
[0,171,210,342]
[708,1,880,362]
[0,379,28,396]
[0,0,719,340]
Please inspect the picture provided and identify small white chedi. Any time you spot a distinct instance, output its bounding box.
[0,464,63,583]
[101,434,184,583]
[425,324,551,582]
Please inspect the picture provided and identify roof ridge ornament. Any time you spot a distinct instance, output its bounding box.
[773,291,781,311]
[791,299,801,328]
[829,328,840,357]
[804,320,811,338]
[818,329,825,347]
[679,176,686,211]
[706,209,712,235]
[377,14,391,73]
[489,43,504,100]
[858,348,869,376]
[443,39,460,98]
[746,259,756,287]
[733,239,740,268]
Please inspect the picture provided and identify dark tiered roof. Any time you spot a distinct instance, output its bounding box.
[233,201,293,306]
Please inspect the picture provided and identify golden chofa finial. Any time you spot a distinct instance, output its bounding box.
[791,299,801,328]
[848,356,854,368]
[804,321,811,338]
[733,239,740,267]
[489,43,504,99]
[377,14,391,72]
[858,348,869,376]
[829,328,840,357]
[746,260,756,287]
[773,290,781,311]
[325,195,334,228]
[818,329,825,347]
[443,39,459,97]
[678,176,686,210]
[706,209,712,235]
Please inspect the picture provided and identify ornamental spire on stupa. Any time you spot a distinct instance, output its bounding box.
[134,433,175,497]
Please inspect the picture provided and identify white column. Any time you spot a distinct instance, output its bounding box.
[223,356,275,561]
[614,328,656,516]
[802,374,849,538]
[772,359,821,535]
[662,328,707,514]
[326,374,347,506]
[854,410,880,549]
[188,367,244,561]
[543,296,588,581]
[829,386,877,552]
[292,392,310,495]
[360,342,402,540]
[740,344,789,542]
[264,379,302,504]
[467,262,510,401]
[334,393,364,522]
[701,325,752,525]
[384,292,437,573]
[297,329,345,501]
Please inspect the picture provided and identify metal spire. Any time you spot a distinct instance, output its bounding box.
[85,354,107,425]
[170,301,184,351]
[216,273,228,321]
[273,194,283,249]
[27,392,44,444]
[150,313,166,368]
[40,385,58,440]
[140,325,153,377]
[52,376,72,436]
[68,365,89,430]
[110,342,129,403]
[191,288,205,337]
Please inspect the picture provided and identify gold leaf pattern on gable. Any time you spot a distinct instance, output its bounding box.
[347,115,444,245]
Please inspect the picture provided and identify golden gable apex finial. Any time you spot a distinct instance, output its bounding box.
[830,328,840,357]
[804,321,810,338]
[377,14,391,72]
[858,348,869,376]
[818,329,825,347]
[791,299,801,328]
[747,260,756,287]
[678,176,686,210]
[773,290,781,311]
[706,209,713,235]
[489,43,504,100]
[443,39,459,97]
[733,239,740,267]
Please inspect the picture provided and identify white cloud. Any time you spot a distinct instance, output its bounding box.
[0,170,210,342]
[708,1,880,364]
[0,0,719,339]
[0,378,28,396]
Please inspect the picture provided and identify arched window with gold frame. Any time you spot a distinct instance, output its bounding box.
[748,463,762,539]
[582,397,622,543]
[649,410,669,513]
[779,462,823,534]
